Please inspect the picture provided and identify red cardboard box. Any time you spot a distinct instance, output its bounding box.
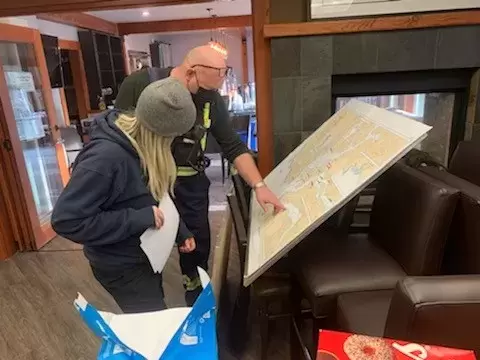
[317,330,476,360]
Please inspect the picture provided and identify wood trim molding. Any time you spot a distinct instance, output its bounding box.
[252,0,273,176]
[118,15,252,35]
[38,12,118,35]
[0,25,39,251]
[0,0,210,17]
[58,88,71,127]
[58,39,80,51]
[264,9,480,38]
[58,39,90,116]
[0,22,35,43]
[0,23,68,249]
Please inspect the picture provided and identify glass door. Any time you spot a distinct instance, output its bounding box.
[0,25,68,249]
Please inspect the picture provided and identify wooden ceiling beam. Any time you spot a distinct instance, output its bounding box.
[118,15,252,35]
[264,9,480,38]
[37,12,118,35]
[0,0,209,17]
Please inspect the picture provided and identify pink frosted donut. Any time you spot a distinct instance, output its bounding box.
[343,335,394,360]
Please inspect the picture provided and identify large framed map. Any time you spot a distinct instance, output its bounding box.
[244,100,432,286]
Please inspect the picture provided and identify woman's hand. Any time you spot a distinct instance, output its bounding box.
[179,237,196,253]
[152,206,165,229]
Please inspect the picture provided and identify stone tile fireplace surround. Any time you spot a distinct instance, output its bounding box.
[271,26,480,164]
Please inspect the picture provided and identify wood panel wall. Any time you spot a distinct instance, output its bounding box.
[118,15,252,35]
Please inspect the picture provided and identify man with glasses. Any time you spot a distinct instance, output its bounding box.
[115,45,284,306]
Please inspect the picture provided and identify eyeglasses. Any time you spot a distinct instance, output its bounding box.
[191,64,232,77]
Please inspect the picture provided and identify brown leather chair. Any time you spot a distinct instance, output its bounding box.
[293,163,459,318]
[419,166,480,275]
[449,140,480,187]
[337,276,480,356]
[291,163,459,356]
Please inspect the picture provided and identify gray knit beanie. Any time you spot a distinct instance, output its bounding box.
[135,77,196,137]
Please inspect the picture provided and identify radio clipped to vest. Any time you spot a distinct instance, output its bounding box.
[174,102,212,176]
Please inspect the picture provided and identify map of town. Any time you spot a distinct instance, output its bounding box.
[245,100,432,286]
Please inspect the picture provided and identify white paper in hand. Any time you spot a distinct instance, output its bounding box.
[140,193,179,273]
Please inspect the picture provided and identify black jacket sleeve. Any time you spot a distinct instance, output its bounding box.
[177,219,193,245]
[51,166,155,246]
[209,92,249,163]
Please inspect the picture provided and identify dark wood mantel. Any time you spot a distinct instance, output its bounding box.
[264,9,480,38]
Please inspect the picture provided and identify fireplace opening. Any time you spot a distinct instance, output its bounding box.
[336,93,455,166]
[331,69,473,230]
[332,69,472,166]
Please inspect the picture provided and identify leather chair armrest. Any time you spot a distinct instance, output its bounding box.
[421,167,480,200]
[384,275,480,354]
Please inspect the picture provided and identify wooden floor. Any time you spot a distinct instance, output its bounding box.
[0,211,290,360]
[0,161,291,359]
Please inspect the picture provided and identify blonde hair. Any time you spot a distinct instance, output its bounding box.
[115,113,176,201]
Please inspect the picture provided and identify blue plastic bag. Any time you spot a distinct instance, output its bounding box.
[74,269,217,360]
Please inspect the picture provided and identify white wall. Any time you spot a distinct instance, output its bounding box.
[124,34,156,73]
[37,19,79,42]
[124,34,156,56]
[311,0,480,19]
[155,28,255,83]
[0,16,78,41]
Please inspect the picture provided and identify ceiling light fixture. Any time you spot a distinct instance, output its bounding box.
[142,11,150,17]
[206,8,228,58]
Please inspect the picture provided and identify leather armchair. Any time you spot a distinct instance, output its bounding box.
[449,140,480,187]
[292,163,459,319]
[337,275,480,356]
[420,166,480,275]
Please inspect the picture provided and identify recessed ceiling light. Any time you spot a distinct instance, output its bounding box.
[142,11,150,17]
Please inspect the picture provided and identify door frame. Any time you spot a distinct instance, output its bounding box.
[58,39,90,118]
[0,94,34,258]
[0,22,69,249]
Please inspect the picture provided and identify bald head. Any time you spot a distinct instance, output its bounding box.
[170,44,229,93]
[184,45,227,68]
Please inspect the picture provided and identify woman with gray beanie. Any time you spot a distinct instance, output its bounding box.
[51,78,196,313]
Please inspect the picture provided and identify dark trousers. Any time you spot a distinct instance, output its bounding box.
[91,263,167,313]
[174,173,211,305]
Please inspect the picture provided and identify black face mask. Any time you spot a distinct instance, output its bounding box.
[193,88,217,103]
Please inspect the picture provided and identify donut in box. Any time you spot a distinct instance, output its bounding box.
[316,331,476,360]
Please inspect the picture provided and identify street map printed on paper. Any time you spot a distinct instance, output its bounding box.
[245,100,431,286]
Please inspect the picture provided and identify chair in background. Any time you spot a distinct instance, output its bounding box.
[448,140,480,186]
[290,163,459,357]
[337,275,480,357]
[419,166,480,275]
[405,142,480,275]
